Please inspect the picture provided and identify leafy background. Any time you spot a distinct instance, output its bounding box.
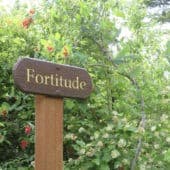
[0,0,170,169]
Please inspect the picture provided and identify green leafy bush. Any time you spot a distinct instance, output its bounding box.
[0,0,170,169]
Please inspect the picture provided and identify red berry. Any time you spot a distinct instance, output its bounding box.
[20,140,28,150]
[47,46,54,52]
[22,17,33,29]
[24,125,31,135]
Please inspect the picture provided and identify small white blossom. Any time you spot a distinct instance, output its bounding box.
[97,141,104,147]
[112,116,118,123]
[151,126,156,131]
[164,71,170,80]
[111,150,120,159]
[78,127,85,133]
[162,150,167,154]
[103,133,109,139]
[122,118,127,123]
[161,114,168,122]
[90,136,94,140]
[118,139,126,148]
[106,124,113,131]
[67,125,73,129]
[86,148,95,157]
[166,137,170,143]
[31,161,35,168]
[65,133,77,140]
[154,144,160,149]
[79,149,85,155]
[112,111,118,115]
[68,158,73,162]
[94,132,99,139]
[122,159,129,165]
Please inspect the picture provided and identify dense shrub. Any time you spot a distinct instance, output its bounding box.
[0,0,170,169]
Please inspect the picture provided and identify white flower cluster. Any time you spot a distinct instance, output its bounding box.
[118,139,126,148]
[65,133,77,140]
[111,149,120,159]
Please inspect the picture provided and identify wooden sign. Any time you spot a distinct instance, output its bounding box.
[13,57,93,170]
[13,57,92,99]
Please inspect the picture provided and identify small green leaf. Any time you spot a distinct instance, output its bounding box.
[92,158,100,165]
[65,100,75,110]
[114,8,125,18]
[164,149,170,162]
[76,140,85,147]
[0,123,5,127]
[55,33,61,41]
[0,102,10,113]
[0,135,4,143]
[102,151,112,162]
[99,164,110,170]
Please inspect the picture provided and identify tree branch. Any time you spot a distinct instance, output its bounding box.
[87,37,146,170]
[117,72,146,170]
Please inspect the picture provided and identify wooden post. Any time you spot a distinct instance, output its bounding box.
[35,95,63,170]
[13,58,92,170]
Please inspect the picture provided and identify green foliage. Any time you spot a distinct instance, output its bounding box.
[0,0,170,169]
[159,11,170,23]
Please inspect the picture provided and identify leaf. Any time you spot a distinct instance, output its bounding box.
[0,135,4,143]
[76,140,85,147]
[92,158,100,165]
[113,55,139,65]
[55,33,61,41]
[98,164,110,170]
[9,97,21,111]
[165,41,170,62]
[164,149,170,162]
[113,8,125,18]
[79,2,89,16]
[102,151,112,162]
[0,102,10,113]
[65,100,75,110]
[81,162,93,169]
[0,123,5,127]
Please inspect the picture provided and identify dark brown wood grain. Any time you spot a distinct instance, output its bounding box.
[13,58,92,99]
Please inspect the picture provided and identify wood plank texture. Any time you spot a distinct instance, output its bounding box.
[35,95,63,170]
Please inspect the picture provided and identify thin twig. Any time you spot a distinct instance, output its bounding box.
[130,95,146,170]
